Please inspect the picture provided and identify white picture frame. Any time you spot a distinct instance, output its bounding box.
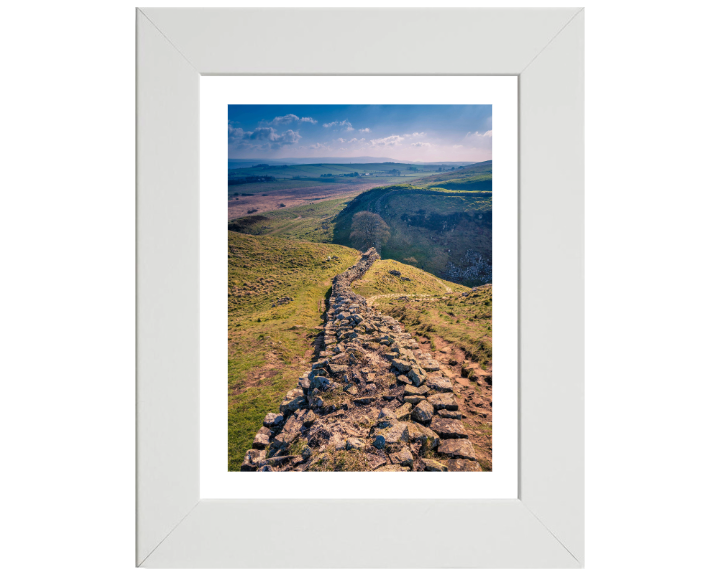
[136,7,584,569]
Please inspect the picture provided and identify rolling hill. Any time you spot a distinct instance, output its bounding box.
[227,161,493,286]
[351,258,467,299]
[409,160,492,191]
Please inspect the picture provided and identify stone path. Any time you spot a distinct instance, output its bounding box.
[241,248,481,472]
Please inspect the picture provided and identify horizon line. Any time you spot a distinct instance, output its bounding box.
[227,158,492,163]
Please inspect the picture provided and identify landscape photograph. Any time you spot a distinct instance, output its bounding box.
[228,105,494,472]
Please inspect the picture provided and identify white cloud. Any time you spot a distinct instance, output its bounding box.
[358,128,371,133]
[269,114,299,125]
[264,114,317,125]
[336,138,345,144]
[347,138,365,144]
[228,124,301,150]
[323,119,354,131]
[411,142,431,148]
[466,130,492,139]
[403,132,427,138]
[370,134,404,147]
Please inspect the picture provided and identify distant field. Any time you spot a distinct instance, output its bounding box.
[229,179,324,195]
[410,160,492,190]
[227,162,471,220]
[227,182,368,221]
[228,162,462,181]
[227,161,494,286]
[229,197,351,243]
[227,232,359,470]
[228,176,428,221]
[228,175,423,200]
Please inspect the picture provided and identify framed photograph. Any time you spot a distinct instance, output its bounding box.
[137,7,583,569]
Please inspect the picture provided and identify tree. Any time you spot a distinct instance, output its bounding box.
[350,211,390,253]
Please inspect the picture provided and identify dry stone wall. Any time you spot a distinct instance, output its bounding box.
[241,248,481,472]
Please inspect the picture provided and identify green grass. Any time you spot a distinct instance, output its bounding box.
[374,284,493,368]
[352,259,467,298]
[228,197,353,243]
[227,232,359,470]
[422,174,492,191]
[409,160,492,190]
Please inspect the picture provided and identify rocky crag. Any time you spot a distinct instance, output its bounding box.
[241,248,482,472]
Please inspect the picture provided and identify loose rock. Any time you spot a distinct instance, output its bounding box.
[438,439,478,461]
[427,393,459,411]
[430,417,469,439]
[411,400,435,424]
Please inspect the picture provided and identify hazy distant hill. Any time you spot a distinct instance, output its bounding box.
[229,156,399,167]
[229,157,477,168]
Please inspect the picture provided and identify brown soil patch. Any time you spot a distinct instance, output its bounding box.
[228,182,387,220]
[416,334,493,470]
[230,365,281,394]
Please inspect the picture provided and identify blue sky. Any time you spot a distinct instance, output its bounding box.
[228,105,492,162]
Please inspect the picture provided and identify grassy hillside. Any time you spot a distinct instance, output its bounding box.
[228,196,351,243]
[409,160,492,190]
[374,284,493,369]
[425,175,491,191]
[352,258,467,298]
[332,184,492,286]
[227,232,359,470]
[351,258,491,367]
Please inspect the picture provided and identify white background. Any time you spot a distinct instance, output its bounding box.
[200,76,517,499]
[1,1,718,575]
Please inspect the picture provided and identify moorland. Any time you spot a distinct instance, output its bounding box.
[228,160,494,471]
